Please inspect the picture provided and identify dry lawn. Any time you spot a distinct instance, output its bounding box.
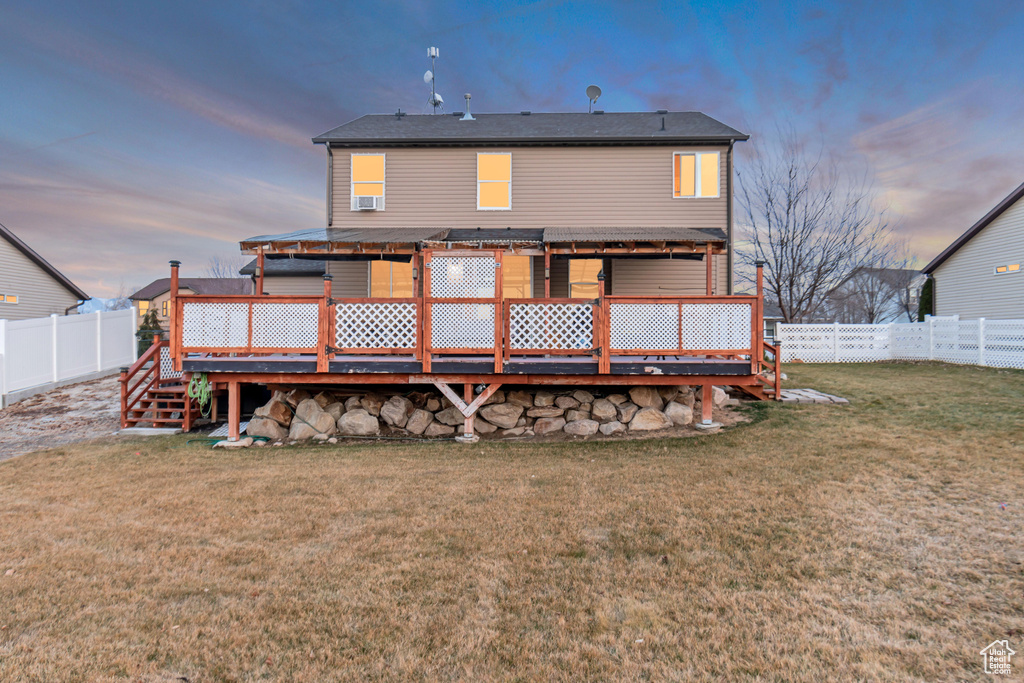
[0,362,1022,681]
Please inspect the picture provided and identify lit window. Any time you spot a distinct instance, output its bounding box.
[569,260,602,298]
[370,261,414,297]
[351,154,385,209]
[162,301,169,316]
[995,264,1020,275]
[138,301,149,314]
[1,294,17,304]
[674,152,719,198]
[478,153,511,210]
[502,254,532,298]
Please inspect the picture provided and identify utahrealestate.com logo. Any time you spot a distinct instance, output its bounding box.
[980,640,1015,676]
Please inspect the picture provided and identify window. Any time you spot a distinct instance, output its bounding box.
[673,151,719,198]
[351,154,385,209]
[502,254,532,298]
[478,153,511,210]
[569,259,602,298]
[162,301,169,316]
[370,261,414,297]
[0,293,18,304]
[995,263,1021,275]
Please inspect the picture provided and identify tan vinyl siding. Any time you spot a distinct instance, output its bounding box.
[0,238,81,320]
[326,261,370,297]
[933,195,1024,319]
[611,256,727,295]
[331,146,728,229]
[262,276,326,296]
[531,255,545,297]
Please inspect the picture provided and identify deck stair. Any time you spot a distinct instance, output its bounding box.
[119,338,196,430]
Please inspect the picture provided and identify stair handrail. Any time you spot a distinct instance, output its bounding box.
[119,335,164,428]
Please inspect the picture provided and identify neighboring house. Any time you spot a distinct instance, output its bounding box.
[922,180,1024,319]
[129,278,251,329]
[822,267,921,323]
[278,110,748,297]
[0,222,89,320]
[762,303,784,344]
[239,258,327,295]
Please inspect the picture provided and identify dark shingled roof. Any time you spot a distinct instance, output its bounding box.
[542,227,727,243]
[129,278,251,301]
[0,221,89,300]
[923,180,1024,274]
[239,258,326,276]
[313,112,748,146]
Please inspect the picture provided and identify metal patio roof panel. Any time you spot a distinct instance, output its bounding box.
[542,227,728,243]
[313,112,748,145]
[239,258,326,276]
[240,227,450,247]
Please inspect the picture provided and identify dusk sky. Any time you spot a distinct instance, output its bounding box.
[2,0,1023,298]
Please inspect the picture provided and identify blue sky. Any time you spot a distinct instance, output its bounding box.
[2,0,1023,297]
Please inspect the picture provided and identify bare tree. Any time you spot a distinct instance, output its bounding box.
[736,133,900,323]
[825,267,919,323]
[103,282,134,311]
[204,254,247,279]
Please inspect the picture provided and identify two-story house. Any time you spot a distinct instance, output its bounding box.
[138,109,781,440]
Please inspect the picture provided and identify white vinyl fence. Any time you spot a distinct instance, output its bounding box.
[777,318,1024,370]
[0,309,137,406]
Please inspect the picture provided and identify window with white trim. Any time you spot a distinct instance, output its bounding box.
[478,153,511,210]
[0,293,18,304]
[351,153,385,210]
[673,151,720,198]
[994,263,1020,275]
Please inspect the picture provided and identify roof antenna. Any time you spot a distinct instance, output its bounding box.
[586,84,602,113]
[461,93,475,121]
[424,47,444,113]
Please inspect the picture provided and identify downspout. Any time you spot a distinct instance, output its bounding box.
[727,140,734,295]
[64,299,86,315]
[326,143,334,227]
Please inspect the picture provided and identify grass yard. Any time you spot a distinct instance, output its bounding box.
[1,363,1022,681]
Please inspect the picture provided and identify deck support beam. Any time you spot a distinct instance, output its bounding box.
[431,380,503,443]
[227,380,241,441]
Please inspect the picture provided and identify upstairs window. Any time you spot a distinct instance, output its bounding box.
[0,293,18,304]
[370,261,414,297]
[995,263,1020,275]
[351,154,385,210]
[674,151,719,198]
[478,153,511,210]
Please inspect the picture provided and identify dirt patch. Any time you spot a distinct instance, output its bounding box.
[0,376,121,461]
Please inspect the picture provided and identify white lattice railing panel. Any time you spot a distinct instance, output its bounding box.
[509,303,592,350]
[609,304,677,350]
[681,303,751,351]
[159,346,182,379]
[181,302,248,348]
[430,256,496,298]
[776,324,836,362]
[252,303,319,349]
[336,302,417,349]
[431,303,495,349]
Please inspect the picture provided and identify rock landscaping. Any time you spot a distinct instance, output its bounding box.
[241,383,739,445]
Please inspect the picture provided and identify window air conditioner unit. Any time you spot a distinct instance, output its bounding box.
[355,196,380,210]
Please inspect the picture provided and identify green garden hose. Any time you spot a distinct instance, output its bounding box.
[187,372,213,418]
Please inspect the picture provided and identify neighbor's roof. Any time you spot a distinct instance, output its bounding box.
[313,111,748,146]
[238,258,326,276]
[0,222,89,300]
[129,278,251,300]
[923,180,1024,274]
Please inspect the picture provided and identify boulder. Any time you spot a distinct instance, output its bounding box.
[579,402,592,412]
[405,409,433,435]
[506,390,534,407]
[658,386,679,404]
[294,399,324,425]
[214,437,253,449]
[439,395,453,409]
[629,387,664,410]
[435,406,465,426]
[571,390,595,404]
[406,391,431,408]
[599,420,626,436]
[534,417,566,435]
[501,426,527,437]
[380,395,415,428]
[245,417,289,442]
[312,391,335,408]
[324,402,345,422]
[629,408,673,431]
[534,391,555,407]
[479,403,524,429]
[344,396,362,412]
[481,389,506,406]
[664,401,693,427]
[713,386,728,408]
[616,402,639,423]
[253,397,292,427]
[527,406,564,418]
[284,389,310,408]
[425,397,442,412]
[360,392,385,416]
[606,394,628,405]
[564,419,599,436]
[565,409,590,422]
[337,409,379,436]
[676,387,696,408]
[555,395,580,410]
[591,398,617,423]
[289,407,337,440]
[467,418,497,434]
[424,421,455,437]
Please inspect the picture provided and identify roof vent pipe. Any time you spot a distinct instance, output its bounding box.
[461,94,475,121]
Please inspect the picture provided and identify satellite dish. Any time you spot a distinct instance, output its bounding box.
[429,93,444,106]
[586,84,602,102]
[424,70,433,84]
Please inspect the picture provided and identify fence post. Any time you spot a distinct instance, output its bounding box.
[131,304,139,362]
[0,318,7,405]
[887,323,894,360]
[928,318,935,360]
[978,318,986,367]
[95,311,103,372]
[833,321,839,362]
[51,313,59,382]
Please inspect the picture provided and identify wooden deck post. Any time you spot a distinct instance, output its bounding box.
[255,248,265,295]
[597,269,610,374]
[754,260,765,374]
[119,366,129,429]
[317,274,333,372]
[227,380,241,441]
[705,243,713,296]
[701,383,713,424]
[169,260,181,372]
[544,248,551,297]
[462,383,476,441]
[773,341,783,401]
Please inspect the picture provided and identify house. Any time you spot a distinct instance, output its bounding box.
[128,277,251,330]
[239,258,327,295]
[922,180,1024,319]
[0,222,89,320]
[125,108,786,439]
[822,267,921,323]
